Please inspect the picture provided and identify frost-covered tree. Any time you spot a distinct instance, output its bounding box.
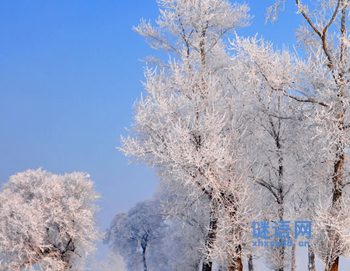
[0,169,99,271]
[231,36,308,271]
[232,0,350,270]
[133,0,250,66]
[156,181,209,270]
[270,1,350,270]
[162,220,206,271]
[120,1,254,270]
[106,193,207,271]
[105,200,166,271]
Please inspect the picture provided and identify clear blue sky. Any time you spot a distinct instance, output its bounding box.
[2,0,348,269]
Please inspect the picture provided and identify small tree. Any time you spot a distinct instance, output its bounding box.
[156,181,210,270]
[0,168,99,271]
[105,200,166,271]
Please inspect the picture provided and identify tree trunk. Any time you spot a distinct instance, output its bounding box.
[227,195,243,271]
[228,257,243,271]
[291,241,296,271]
[308,246,316,271]
[276,113,285,271]
[202,262,213,271]
[328,257,339,271]
[142,246,147,271]
[327,139,344,271]
[202,212,218,271]
[248,254,254,271]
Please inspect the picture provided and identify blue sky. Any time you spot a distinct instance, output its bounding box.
[2,0,347,269]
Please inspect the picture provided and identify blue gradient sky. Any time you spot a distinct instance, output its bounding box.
[2,0,348,269]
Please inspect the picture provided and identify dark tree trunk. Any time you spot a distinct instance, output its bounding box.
[329,257,339,271]
[142,246,147,271]
[227,257,243,271]
[248,254,254,271]
[291,240,296,271]
[202,262,213,271]
[276,116,285,271]
[308,246,316,271]
[202,212,218,271]
[327,140,344,271]
[226,194,243,271]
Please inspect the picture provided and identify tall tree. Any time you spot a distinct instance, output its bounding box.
[236,1,350,270]
[231,35,304,271]
[0,169,99,271]
[120,0,253,270]
[270,1,350,270]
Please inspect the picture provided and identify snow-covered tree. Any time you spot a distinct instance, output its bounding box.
[162,221,206,271]
[156,181,209,270]
[232,0,350,270]
[119,1,255,270]
[0,168,99,271]
[105,200,166,271]
[133,0,250,66]
[230,35,309,271]
[273,1,350,270]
